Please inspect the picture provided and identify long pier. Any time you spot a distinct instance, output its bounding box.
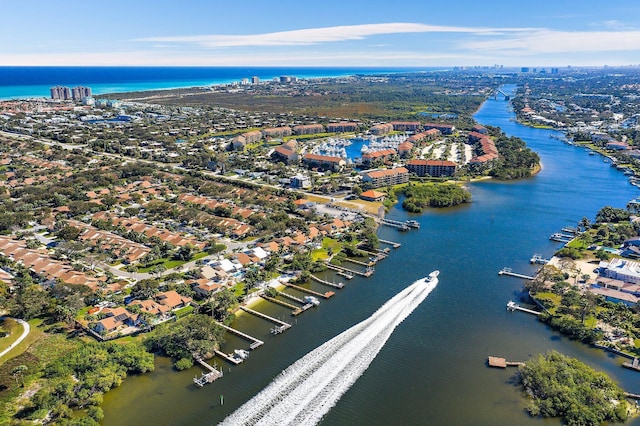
[326,262,373,277]
[239,306,291,330]
[282,282,334,299]
[498,267,534,280]
[379,239,401,248]
[310,274,344,289]
[506,300,541,315]
[214,349,243,365]
[215,321,264,349]
[260,294,303,315]
[193,357,223,387]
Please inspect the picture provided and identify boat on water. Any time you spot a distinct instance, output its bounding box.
[304,296,320,306]
[426,270,439,283]
[234,349,250,360]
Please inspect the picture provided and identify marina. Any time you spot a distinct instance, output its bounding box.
[379,218,420,231]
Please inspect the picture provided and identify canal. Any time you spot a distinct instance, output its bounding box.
[102,84,640,425]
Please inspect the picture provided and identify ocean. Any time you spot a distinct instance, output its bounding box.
[0,66,426,100]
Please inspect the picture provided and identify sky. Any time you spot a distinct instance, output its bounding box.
[2,0,640,67]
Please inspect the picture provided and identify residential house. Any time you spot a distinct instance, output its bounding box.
[156,290,192,310]
[360,190,386,202]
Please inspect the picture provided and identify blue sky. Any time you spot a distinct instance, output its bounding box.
[2,0,640,67]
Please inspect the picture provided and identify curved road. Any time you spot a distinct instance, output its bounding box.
[0,318,30,359]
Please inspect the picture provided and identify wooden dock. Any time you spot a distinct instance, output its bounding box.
[506,300,541,315]
[487,356,525,368]
[345,258,374,267]
[379,239,401,248]
[282,281,334,299]
[623,358,640,372]
[239,306,291,330]
[326,262,373,277]
[214,349,243,365]
[498,267,534,280]
[193,357,223,387]
[215,322,264,349]
[260,294,303,315]
[310,274,344,289]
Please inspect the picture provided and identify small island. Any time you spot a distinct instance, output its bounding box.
[519,351,631,425]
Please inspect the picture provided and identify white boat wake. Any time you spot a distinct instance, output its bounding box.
[221,271,440,426]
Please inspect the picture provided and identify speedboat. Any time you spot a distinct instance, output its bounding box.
[304,296,320,306]
[234,349,250,360]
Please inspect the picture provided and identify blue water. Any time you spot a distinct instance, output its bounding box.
[0,66,424,100]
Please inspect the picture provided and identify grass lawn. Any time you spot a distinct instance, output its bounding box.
[174,305,195,318]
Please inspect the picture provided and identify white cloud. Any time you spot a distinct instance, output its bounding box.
[463,29,640,53]
[136,22,535,48]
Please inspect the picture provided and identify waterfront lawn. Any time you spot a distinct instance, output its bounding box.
[312,238,343,261]
[174,305,194,318]
[533,292,561,313]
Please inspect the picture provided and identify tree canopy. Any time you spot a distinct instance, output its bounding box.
[519,351,629,426]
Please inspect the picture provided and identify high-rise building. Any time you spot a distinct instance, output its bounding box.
[251,76,260,84]
[50,86,71,100]
[72,86,92,101]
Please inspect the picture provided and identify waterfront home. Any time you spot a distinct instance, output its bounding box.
[155,290,192,310]
[598,258,640,285]
[189,279,224,299]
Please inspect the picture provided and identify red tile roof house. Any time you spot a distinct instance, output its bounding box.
[155,290,193,310]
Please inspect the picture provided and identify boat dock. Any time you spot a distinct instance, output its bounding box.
[530,254,549,265]
[260,294,303,315]
[278,291,315,310]
[310,274,344,289]
[215,322,264,349]
[380,218,410,231]
[193,357,224,387]
[549,233,574,243]
[239,306,291,330]
[326,262,374,277]
[379,239,401,248]
[561,226,580,235]
[214,349,243,365]
[345,258,375,267]
[623,358,640,372]
[487,356,526,368]
[507,300,541,315]
[498,267,534,280]
[282,281,334,299]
